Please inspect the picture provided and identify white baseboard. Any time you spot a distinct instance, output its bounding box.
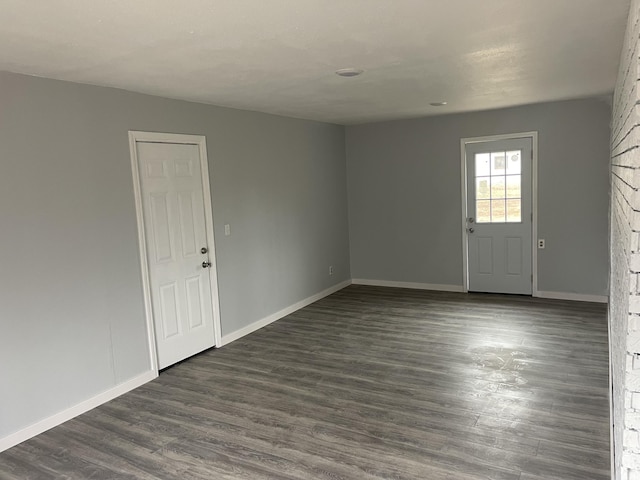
[0,370,157,453]
[352,280,608,303]
[535,290,608,303]
[352,278,465,293]
[220,279,352,346]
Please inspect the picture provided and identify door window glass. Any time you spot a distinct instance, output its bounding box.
[475,150,521,223]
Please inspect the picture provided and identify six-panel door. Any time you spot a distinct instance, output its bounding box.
[137,141,216,369]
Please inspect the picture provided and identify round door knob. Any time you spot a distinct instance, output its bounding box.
[202,261,211,268]
[467,227,475,233]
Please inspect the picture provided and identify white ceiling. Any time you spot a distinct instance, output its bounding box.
[0,0,630,125]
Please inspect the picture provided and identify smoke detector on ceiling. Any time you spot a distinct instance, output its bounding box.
[335,68,364,77]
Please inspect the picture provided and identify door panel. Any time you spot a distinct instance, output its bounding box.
[465,138,532,294]
[475,237,492,274]
[150,193,173,262]
[178,192,198,257]
[185,276,204,329]
[137,141,216,369]
[159,282,180,338]
[506,237,522,275]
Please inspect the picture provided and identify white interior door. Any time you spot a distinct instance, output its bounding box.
[465,137,532,294]
[134,137,218,369]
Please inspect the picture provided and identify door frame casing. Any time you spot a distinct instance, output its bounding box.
[460,131,539,296]
[128,131,222,374]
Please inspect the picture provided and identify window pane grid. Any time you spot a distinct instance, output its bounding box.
[474,151,521,224]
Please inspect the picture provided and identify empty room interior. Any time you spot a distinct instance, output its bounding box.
[1,1,640,479]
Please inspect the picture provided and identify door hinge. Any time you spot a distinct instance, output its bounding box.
[531,274,533,282]
[531,212,533,222]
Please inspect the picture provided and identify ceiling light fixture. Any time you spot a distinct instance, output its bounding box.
[430,101,448,106]
[335,68,364,77]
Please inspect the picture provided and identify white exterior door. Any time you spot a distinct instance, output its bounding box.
[133,136,219,369]
[465,137,533,294]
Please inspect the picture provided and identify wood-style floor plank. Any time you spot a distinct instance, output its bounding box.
[0,285,610,479]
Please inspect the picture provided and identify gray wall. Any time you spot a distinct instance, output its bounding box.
[346,98,611,296]
[0,67,612,443]
[0,71,350,439]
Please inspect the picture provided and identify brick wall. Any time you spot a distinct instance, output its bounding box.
[612,1,640,478]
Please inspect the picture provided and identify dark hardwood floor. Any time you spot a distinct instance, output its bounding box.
[0,285,610,479]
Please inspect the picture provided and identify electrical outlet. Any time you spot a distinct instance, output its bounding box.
[224,224,231,236]
[538,239,545,249]
[329,265,334,275]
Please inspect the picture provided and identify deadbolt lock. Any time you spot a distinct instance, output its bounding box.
[201,247,208,254]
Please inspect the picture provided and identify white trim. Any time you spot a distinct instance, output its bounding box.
[0,371,156,453]
[128,132,158,373]
[535,290,608,304]
[350,279,605,303]
[460,131,538,295]
[461,131,539,144]
[352,279,464,292]
[128,131,223,371]
[196,137,223,348]
[531,132,539,296]
[460,139,469,292]
[220,280,351,346]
